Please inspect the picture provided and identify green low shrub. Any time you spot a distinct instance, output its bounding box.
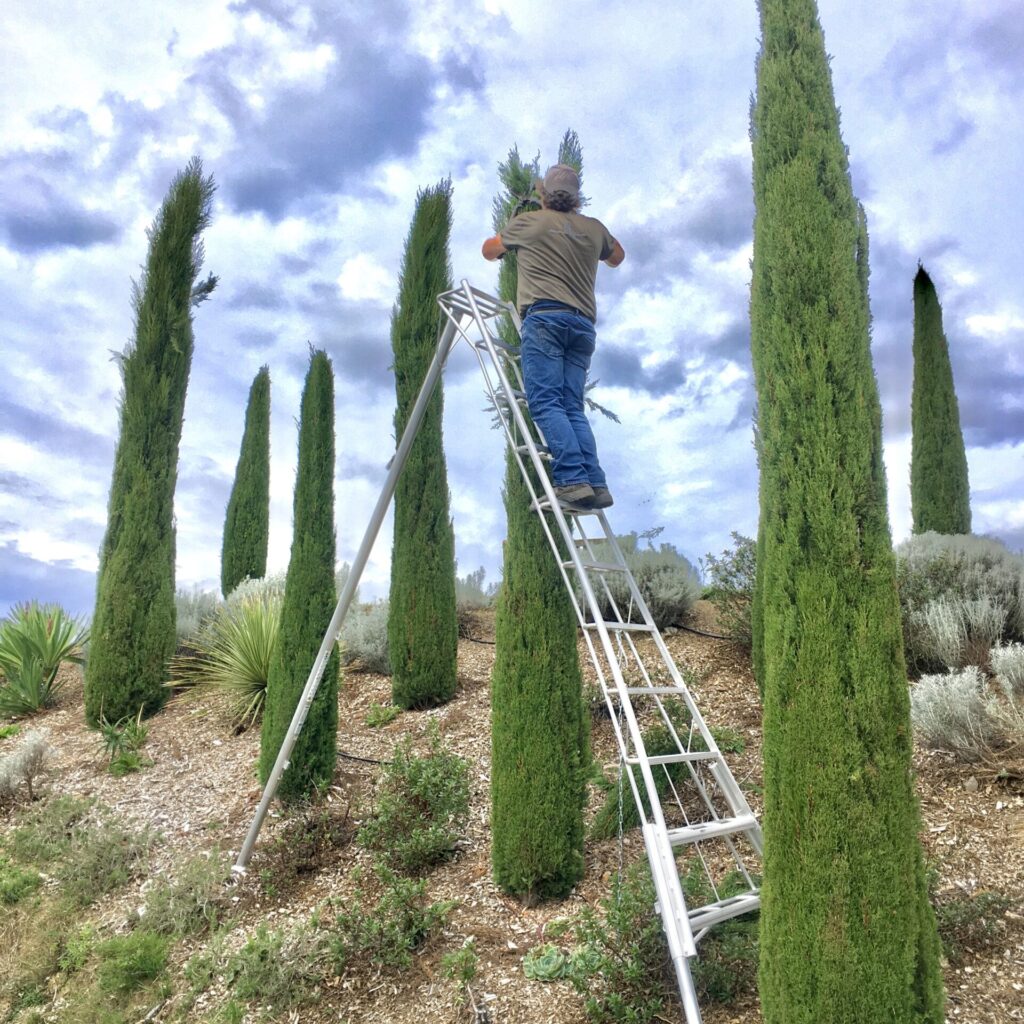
[567,862,671,1024]
[366,701,401,728]
[55,816,153,909]
[357,728,470,873]
[329,862,454,971]
[932,889,1012,963]
[701,532,756,647]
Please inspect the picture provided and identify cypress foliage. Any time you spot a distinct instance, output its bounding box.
[258,349,338,800]
[490,132,589,900]
[85,158,217,726]
[749,3,944,1021]
[911,265,971,535]
[221,365,271,597]
[388,180,458,709]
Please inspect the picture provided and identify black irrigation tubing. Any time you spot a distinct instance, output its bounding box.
[462,633,497,645]
[672,623,734,641]
[338,750,389,766]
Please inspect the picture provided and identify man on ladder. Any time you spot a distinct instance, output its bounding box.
[482,163,625,509]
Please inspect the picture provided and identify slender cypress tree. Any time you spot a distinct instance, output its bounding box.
[911,265,971,535]
[259,349,338,800]
[388,180,458,709]
[221,365,271,597]
[490,131,589,900]
[85,158,217,726]
[750,3,944,1021]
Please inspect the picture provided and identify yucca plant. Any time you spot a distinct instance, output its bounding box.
[0,602,88,717]
[168,595,280,730]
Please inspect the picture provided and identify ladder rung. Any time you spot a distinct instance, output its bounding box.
[583,620,653,633]
[666,813,759,847]
[620,685,689,696]
[689,892,760,931]
[518,444,550,457]
[561,559,624,573]
[475,337,519,356]
[624,749,718,765]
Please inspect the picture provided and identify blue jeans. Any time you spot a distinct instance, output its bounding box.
[520,306,607,489]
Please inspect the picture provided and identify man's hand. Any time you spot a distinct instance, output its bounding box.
[604,239,625,267]
[482,235,508,262]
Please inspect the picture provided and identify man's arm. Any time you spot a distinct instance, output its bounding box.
[482,235,508,261]
[604,239,625,267]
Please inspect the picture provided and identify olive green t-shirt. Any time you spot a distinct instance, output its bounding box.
[499,208,616,323]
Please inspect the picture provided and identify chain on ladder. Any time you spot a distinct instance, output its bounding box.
[437,280,763,1024]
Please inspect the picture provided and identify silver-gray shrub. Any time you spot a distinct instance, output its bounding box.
[991,642,1024,701]
[225,571,288,610]
[339,600,391,675]
[580,533,701,629]
[174,586,222,645]
[910,667,1001,760]
[0,729,53,804]
[895,532,1024,672]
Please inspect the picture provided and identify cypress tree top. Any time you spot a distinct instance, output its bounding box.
[911,264,971,535]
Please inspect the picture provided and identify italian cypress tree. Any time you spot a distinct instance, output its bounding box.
[85,158,217,726]
[749,3,944,1021]
[388,180,458,709]
[221,365,271,597]
[911,265,971,534]
[258,349,338,800]
[490,131,589,900]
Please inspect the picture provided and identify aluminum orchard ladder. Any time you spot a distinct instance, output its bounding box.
[436,281,763,1024]
[233,278,762,1024]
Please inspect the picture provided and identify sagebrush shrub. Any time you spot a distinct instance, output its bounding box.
[991,642,1024,701]
[357,729,469,873]
[340,601,391,674]
[225,572,287,608]
[0,730,53,804]
[910,667,1002,760]
[582,533,700,629]
[141,850,230,937]
[174,587,221,645]
[225,923,322,1010]
[896,533,1024,672]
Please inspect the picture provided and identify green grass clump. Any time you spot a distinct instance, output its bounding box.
[225,923,321,1011]
[7,794,93,863]
[96,930,168,994]
[140,851,229,937]
[365,701,401,728]
[56,820,153,909]
[0,856,41,904]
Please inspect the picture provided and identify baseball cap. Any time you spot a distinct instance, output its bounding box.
[542,164,580,197]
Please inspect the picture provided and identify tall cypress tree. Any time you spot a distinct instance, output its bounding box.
[388,180,458,709]
[490,132,589,900]
[259,349,338,800]
[85,158,217,726]
[221,365,271,597]
[750,3,944,1021]
[911,265,971,535]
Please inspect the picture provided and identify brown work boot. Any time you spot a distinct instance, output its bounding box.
[554,482,595,506]
[590,487,614,509]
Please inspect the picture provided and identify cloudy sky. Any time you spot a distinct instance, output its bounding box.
[2,0,1022,618]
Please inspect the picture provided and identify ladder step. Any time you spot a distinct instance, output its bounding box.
[474,337,519,356]
[561,559,625,573]
[624,749,719,766]
[689,892,760,932]
[518,443,550,457]
[620,685,689,696]
[583,620,654,633]
[666,813,759,847]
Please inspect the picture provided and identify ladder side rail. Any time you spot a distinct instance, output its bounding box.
[233,315,462,873]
